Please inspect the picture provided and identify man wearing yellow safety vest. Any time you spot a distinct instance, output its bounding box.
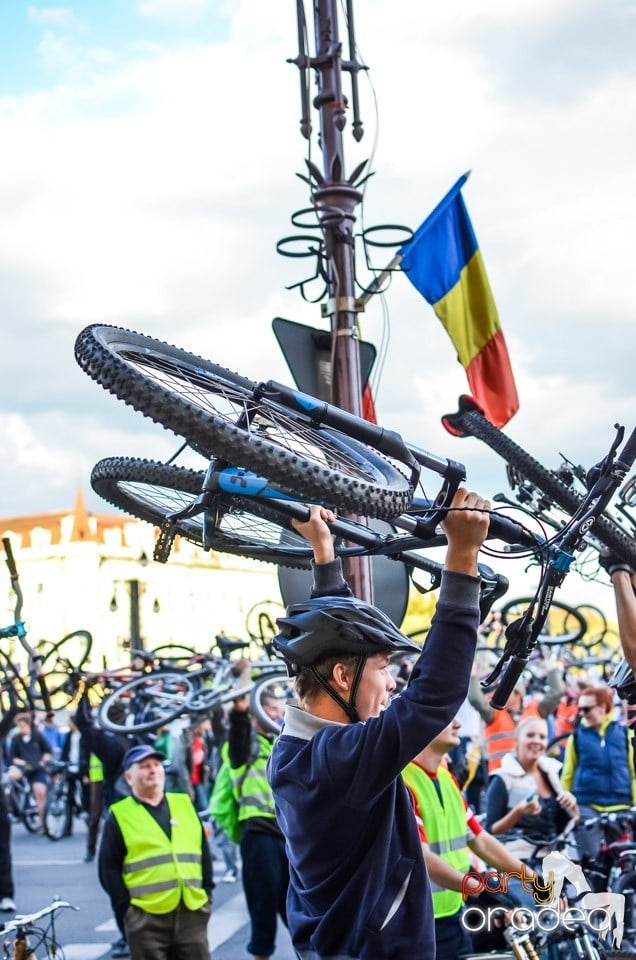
[98,743,213,960]
[404,717,536,960]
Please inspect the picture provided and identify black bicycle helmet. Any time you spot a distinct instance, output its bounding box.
[273,596,419,670]
[274,596,420,722]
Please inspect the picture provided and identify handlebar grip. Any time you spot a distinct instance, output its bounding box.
[407,499,538,547]
[2,538,17,577]
[490,655,529,710]
[486,513,538,549]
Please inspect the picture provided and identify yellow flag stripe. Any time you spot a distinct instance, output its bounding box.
[432,249,500,368]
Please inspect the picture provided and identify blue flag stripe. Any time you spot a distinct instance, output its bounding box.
[398,174,479,304]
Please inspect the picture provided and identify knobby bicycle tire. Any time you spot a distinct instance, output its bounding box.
[75,325,412,518]
[249,672,297,736]
[499,596,587,645]
[91,457,381,569]
[97,670,199,734]
[91,457,314,569]
[444,399,636,566]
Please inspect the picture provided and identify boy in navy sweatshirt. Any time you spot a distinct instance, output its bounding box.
[268,488,490,960]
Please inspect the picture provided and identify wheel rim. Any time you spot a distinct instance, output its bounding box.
[93,462,310,560]
[251,674,297,735]
[113,341,396,485]
[100,672,196,733]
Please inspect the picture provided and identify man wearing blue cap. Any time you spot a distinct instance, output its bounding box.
[98,743,213,960]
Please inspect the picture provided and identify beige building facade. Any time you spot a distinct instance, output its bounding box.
[0,490,282,671]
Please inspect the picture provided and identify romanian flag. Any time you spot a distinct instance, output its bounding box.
[398,174,519,430]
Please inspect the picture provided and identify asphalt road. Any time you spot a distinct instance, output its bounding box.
[9,816,296,959]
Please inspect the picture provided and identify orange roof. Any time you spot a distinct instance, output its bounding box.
[0,488,129,547]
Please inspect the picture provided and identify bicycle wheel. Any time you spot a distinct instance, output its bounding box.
[245,600,285,654]
[0,652,33,714]
[443,397,636,566]
[499,597,587,646]
[545,732,571,759]
[574,604,609,651]
[150,643,200,667]
[22,786,41,834]
[613,870,636,947]
[249,672,297,735]
[75,325,412,518]
[91,457,373,568]
[37,630,93,704]
[44,781,71,841]
[97,670,198,734]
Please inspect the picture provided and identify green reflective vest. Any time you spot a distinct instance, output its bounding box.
[229,732,276,824]
[111,792,208,914]
[402,763,470,918]
[89,754,104,783]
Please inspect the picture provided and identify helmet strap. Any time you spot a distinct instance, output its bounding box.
[310,655,368,723]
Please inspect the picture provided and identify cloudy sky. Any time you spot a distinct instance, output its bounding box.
[1,0,634,606]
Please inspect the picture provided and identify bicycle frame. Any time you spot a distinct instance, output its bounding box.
[152,458,537,620]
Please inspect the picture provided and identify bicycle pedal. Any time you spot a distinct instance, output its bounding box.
[154,523,176,563]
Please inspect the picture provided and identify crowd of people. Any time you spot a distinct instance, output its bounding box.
[0,502,634,960]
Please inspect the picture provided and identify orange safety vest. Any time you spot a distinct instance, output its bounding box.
[554,696,579,739]
[484,701,540,774]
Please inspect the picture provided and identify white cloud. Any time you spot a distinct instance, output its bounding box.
[27,6,78,27]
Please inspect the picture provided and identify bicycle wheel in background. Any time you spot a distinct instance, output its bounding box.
[249,672,297,736]
[245,600,286,654]
[21,785,41,834]
[443,397,636,566]
[0,651,33,714]
[44,780,72,841]
[75,325,413,518]
[612,871,636,949]
[545,733,571,760]
[37,630,93,705]
[150,643,200,667]
[573,604,609,651]
[499,597,587,646]
[97,670,197,734]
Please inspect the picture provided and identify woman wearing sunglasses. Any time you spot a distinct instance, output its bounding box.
[561,685,636,859]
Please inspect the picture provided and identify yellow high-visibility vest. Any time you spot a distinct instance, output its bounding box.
[111,793,208,914]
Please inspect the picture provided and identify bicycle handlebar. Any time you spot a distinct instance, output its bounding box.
[394,499,538,547]
[2,538,18,579]
[0,898,77,933]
